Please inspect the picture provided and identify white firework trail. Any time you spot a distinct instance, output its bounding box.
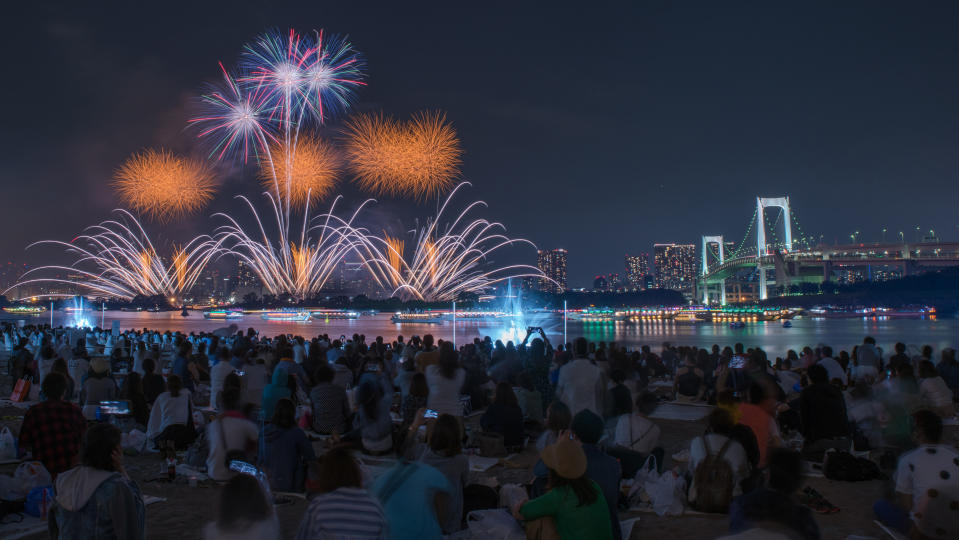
[6,210,220,300]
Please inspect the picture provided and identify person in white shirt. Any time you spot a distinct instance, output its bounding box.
[614,392,662,454]
[209,348,236,411]
[816,346,845,385]
[132,342,148,376]
[146,375,192,441]
[425,345,467,418]
[874,410,959,538]
[556,338,604,416]
[292,337,306,365]
[206,388,259,482]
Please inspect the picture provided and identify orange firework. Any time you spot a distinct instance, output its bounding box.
[113,149,217,221]
[383,234,405,284]
[342,111,462,200]
[259,136,339,207]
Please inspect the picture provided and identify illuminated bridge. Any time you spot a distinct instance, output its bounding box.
[698,197,959,304]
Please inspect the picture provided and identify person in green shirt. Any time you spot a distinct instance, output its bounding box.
[514,437,614,540]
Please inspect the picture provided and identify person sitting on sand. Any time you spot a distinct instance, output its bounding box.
[513,438,614,540]
[611,391,664,477]
[536,401,572,452]
[146,374,194,450]
[297,446,388,539]
[309,363,352,435]
[480,382,526,448]
[52,423,145,540]
[404,412,469,535]
[873,410,959,539]
[260,398,315,493]
[207,388,259,482]
[18,373,87,479]
[204,473,279,540]
[728,448,821,540]
[79,357,118,420]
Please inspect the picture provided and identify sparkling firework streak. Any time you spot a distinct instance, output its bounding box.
[113,149,218,221]
[355,183,548,301]
[212,194,374,298]
[343,111,462,200]
[6,211,219,300]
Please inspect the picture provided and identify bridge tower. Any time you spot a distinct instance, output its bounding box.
[701,235,726,305]
[756,197,792,300]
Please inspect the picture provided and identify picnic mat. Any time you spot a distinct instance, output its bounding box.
[469,454,517,472]
[649,402,713,422]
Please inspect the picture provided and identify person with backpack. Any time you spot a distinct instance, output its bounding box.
[688,408,750,513]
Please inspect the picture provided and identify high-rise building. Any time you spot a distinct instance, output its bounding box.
[592,275,609,291]
[653,243,696,291]
[536,248,567,293]
[625,253,650,290]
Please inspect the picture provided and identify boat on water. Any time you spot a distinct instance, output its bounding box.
[782,320,793,328]
[203,309,244,320]
[180,307,189,317]
[309,309,360,320]
[146,306,161,313]
[2,306,47,315]
[565,308,626,322]
[63,306,92,313]
[806,306,936,319]
[260,310,311,322]
[119,307,143,312]
[729,321,746,329]
[391,312,446,324]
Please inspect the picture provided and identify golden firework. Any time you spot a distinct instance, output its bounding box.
[342,111,462,200]
[383,235,405,285]
[259,136,339,208]
[113,149,217,221]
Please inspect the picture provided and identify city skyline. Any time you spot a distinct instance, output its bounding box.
[4,3,959,287]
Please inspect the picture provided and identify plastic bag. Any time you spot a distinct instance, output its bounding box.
[498,483,528,510]
[466,509,525,540]
[0,427,16,460]
[24,485,53,518]
[628,455,686,516]
[14,461,51,497]
[122,429,147,452]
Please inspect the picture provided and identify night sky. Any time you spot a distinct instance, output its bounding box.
[4,1,959,287]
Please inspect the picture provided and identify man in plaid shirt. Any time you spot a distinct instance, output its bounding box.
[18,372,87,478]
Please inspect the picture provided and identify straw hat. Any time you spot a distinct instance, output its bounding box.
[90,357,110,374]
[540,438,587,480]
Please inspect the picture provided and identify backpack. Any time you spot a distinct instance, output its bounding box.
[690,436,735,513]
[823,450,884,482]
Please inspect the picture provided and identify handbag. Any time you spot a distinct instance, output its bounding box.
[475,432,507,457]
[10,377,30,402]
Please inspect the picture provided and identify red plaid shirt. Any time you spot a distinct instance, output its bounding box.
[18,399,87,477]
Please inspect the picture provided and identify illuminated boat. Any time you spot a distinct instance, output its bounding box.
[203,309,244,320]
[2,306,46,315]
[63,306,92,313]
[390,312,446,324]
[309,309,360,320]
[260,310,311,322]
[565,308,626,322]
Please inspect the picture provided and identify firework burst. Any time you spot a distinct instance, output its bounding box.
[258,136,339,208]
[113,149,218,221]
[7,210,219,300]
[355,184,546,301]
[343,111,462,200]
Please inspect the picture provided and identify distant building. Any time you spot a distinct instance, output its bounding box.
[625,253,650,290]
[536,248,567,293]
[592,275,609,291]
[653,243,696,291]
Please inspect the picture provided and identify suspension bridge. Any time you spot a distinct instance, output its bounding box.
[698,197,959,304]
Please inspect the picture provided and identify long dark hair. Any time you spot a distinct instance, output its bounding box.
[438,345,459,379]
[357,378,382,421]
[547,468,597,507]
[166,374,183,398]
[81,423,122,471]
[545,401,572,433]
[271,398,296,429]
[428,414,462,457]
[494,382,519,408]
[216,474,272,531]
[312,446,362,494]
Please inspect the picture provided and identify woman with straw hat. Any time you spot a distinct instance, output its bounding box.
[513,437,613,539]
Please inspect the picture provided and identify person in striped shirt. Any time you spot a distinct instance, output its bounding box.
[296,446,388,540]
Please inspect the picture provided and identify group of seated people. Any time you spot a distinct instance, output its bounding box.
[5,322,959,539]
